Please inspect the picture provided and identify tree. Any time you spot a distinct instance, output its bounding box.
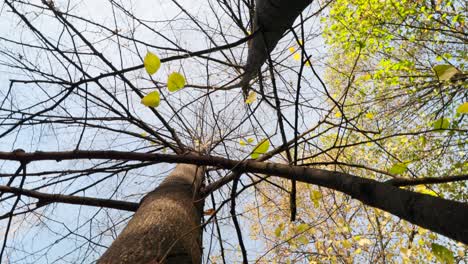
[0,0,466,263]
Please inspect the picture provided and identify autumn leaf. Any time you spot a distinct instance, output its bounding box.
[431,243,454,264]
[203,208,216,216]
[433,65,460,81]
[144,51,161,75]
[245,91,257,104]
[456,102,468,114]
[251,139,270,159]
[389,162,407,175]
[140,91,160,107]
[167,72,186,92]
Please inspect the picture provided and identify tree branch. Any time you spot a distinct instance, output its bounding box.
[0,185,139,212]
[386,174,468,187]
[0,150,467,243]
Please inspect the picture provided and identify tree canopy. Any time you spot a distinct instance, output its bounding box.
[0,0,466,263]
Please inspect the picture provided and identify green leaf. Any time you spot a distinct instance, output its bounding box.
[310,190,322,208]
[167,72,186,92]
[295,223,309,233]
[144,52,161,75]
[251,139,270,159]
[431,243,454,264]
[433,65,460,81]
[296,235,309,245]
[456,102,468,114]
[432,117,450,130]
[389,162,407,175]
[140,91,160,107]
[274,223,284,237]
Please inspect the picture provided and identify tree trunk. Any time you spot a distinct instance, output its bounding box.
[241,0,311,96]
[99,164,205,264]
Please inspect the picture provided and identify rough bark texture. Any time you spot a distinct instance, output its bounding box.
[99,164,205,264]
[241,0,312,96]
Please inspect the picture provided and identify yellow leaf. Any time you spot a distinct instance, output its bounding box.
[414,185,437,196]
[245,91,257,104]
[247,138,254,143]
[274,223,284,237]
[297,235,309,245]
[433,64,460,81]
[167,72,186,92]
[335,111,342,118]
[203,208,216,215]
[297,39,303,46]
[342,240,352,249]
[251,139,270,159]
[144,51,161,75]
[358,238,372,247]
[456,102,468,114]
[293,52,301,61]
[389,162,407,175]
[140,91,160,107]
[296,223,309,233]
[140,132,148,137]
[289,47,295,53]
[310,190,322,208]
[239,140,246,146]
[365,112,374,119]
[305,60,311,67]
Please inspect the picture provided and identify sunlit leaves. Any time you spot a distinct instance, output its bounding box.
[456,103,468,114]
[293,52,301,61]
[365,112,374,119]
[432,117,450,130]
[239,138,254,147]
[140,91,160,107]
[275,223,285,237]
[414,185,437,197]
[342,240,352,249]
[144,51,161,75]
[431,243,454,264]
[167,72,186,92]
[433,65,460,81]
[295,223,309,233]
[296,235,309,245]
[310,190,322,208]
[389,162,407,175]
[251,139,270,159]
[245,91,257,104]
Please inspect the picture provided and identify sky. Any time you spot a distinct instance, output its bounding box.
[0,0,334,262]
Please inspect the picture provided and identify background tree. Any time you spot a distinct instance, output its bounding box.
[0,0,466,263]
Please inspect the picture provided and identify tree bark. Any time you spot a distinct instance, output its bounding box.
[241,0,312,96]
[3,150,467,243]
[98,164,205,264]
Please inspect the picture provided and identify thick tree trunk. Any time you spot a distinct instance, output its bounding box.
[99,164,205,264]
[241,0,312,96]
